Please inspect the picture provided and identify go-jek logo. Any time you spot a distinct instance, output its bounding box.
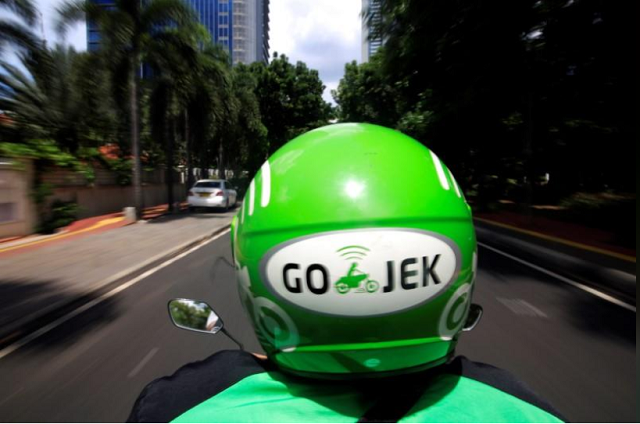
[260,228,461,316]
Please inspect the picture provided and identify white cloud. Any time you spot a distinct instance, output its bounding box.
[0,0,79,69]
[37,0,87,50]
[269,0,362,104]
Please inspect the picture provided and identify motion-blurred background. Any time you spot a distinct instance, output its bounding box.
[0,0,635,422]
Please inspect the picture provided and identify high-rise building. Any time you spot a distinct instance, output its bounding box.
[87,0,270,64]
[87,0,115,52]
[361,0,383,63]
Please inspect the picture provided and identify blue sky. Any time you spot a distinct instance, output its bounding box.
[17,0,362,104]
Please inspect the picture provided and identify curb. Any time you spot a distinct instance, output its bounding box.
[0,230,70,251]
[474,220,636,306]
[474,217,635,263]
[0,224,231,349]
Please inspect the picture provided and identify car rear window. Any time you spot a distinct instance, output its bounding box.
[194,181,221,188]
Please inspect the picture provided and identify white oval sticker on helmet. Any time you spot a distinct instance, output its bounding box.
[260,228,461,317]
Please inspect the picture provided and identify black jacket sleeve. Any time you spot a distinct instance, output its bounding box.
[127,350,269,423]
[454,356,567,421]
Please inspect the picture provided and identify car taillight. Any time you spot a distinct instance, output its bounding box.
[188,191,194,196]
[214,190,224,196]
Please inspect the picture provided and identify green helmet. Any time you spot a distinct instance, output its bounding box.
[231,123,477,378]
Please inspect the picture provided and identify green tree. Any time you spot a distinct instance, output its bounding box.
[227,63,268,179]
[251,53,333,154]
[58,0,198,215]
[0,44,115,151]
[169,301,209,330]
[332,55,401,127]
[351,0,634,205]
[182,44,230,187]
[146,23,206,211]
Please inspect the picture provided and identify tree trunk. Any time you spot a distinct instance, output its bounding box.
[522,90,534,224]
[130,49,143,218]
[218,141,225,180]
[166,114,175,213]
[185,110,194,188]
[200,145,208,179]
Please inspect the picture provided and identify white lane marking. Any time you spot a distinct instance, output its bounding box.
[260,161,271,208]
[248,179,255,216]
[478,242,636,313]
[472,251,478,277]
[448,168,462,198]
[0,229,231,361]
[0,386,24,408]
[496,298,548,318]
[127,347,159,378]
[430,151,450,190]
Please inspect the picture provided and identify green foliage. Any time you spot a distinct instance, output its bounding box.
[332,56,401,127]
[251,53,333,154]
[0,0,336,224]
[170,302,209,330]
[341,0,634,203]
[38,199,79,234]
[104,158,133,186]
[0,45,119,152]
[0,139,95,182]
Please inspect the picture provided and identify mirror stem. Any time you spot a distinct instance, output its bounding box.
[221,327,244,350]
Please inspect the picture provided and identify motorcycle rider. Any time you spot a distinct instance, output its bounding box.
[129,123,565,423]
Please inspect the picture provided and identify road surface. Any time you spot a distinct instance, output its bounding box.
[0,227,635,422]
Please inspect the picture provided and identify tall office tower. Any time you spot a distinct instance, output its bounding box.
[361,0,383,63]
[229,0,270,64]
[187,0,270,64]
[88,0,270,64]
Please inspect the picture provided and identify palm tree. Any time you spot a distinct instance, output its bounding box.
[0,44,118,151]
[182,44,232,187]
[0,0,38,54]
[147,26,204,212]
[0,45,79,148]
[57,0,197,216]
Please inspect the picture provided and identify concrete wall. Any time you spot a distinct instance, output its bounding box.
[0,159,187,237]
[51,184,187,219]
[0,159,36,239]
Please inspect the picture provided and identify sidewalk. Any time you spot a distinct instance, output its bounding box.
[0,209,235,345]
[0,203,189,257]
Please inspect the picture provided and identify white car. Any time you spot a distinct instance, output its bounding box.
[187,179,237,211]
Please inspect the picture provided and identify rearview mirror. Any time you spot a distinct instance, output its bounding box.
[168,298,223,334]
[462,304,483,332]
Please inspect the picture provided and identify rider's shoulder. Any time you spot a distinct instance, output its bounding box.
[438,356,566,421]
[127,350,269,423]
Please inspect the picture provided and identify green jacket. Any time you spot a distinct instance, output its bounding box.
[128,350,565,423]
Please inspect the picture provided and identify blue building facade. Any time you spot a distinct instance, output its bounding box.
[185,0,233,58]
[87,0,115,52]
[87,0,269,64]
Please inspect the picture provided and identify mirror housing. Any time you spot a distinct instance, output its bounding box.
[462,304,483,332]
[168,298,223,334]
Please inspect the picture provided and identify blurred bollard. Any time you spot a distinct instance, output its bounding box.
[123,207,137,224]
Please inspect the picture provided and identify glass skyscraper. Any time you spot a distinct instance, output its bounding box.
[361,0,383,63]
[87,0,270,64]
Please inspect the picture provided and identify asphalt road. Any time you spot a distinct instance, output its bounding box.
[0,229,635,422]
